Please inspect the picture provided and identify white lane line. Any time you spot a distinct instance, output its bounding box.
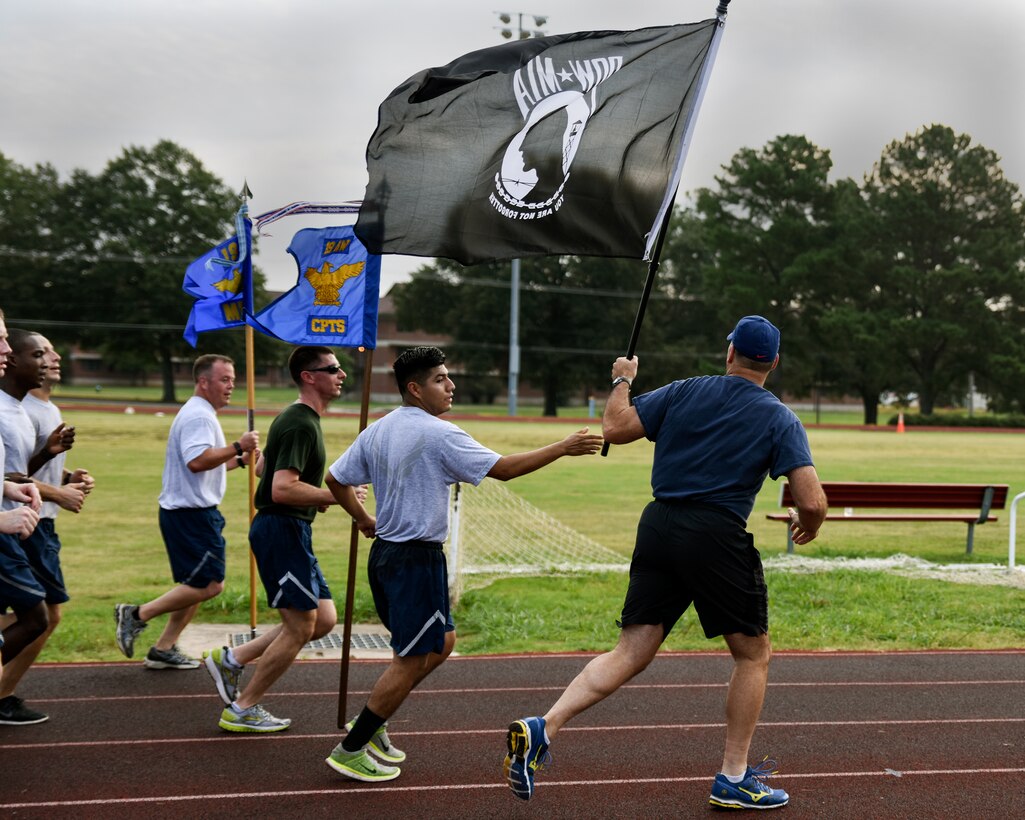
[4,767,1025,809]
[2,716,1023,751]
[23,677,1025,704]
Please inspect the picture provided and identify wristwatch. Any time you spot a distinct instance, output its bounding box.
[611,376,632,389]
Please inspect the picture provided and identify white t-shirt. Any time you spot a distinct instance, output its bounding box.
[158,395,227,510]
[329,405,500,544]
[23,393,65,520]
[0,390,38,512]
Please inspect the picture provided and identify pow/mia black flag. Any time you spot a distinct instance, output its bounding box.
[354,20,721,266]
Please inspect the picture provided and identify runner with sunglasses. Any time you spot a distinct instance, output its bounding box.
[202,346,348,733]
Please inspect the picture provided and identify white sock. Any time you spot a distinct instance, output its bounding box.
[724,773,745,784]
[224,647,242,668]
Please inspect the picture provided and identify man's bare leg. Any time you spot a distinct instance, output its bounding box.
[0,603,60,698]
[544,623,663,739]
[719,631,771,776]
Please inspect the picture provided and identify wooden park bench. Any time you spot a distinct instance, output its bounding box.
[766,481,1009,554]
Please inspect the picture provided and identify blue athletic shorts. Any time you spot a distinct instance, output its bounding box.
[619,500,768,640]
[249,512,331,611]
[20,519,70,604]
[0,532,47,612]
[158,507,227,588]
[368,538,454,657]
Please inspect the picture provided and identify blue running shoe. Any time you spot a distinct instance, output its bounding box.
[504,716,551,801]
[708,757,789,810]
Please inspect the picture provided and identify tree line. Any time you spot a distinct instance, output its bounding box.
[3,126,1024,419]
[393,125,1025,422]
[0,140,281,402]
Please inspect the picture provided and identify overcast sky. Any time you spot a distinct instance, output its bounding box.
[2,0,1022,294]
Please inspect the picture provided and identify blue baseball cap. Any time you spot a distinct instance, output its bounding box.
[727,315,780,362]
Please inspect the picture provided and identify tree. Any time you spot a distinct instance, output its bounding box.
[392,254,649,415]
[55,141,265,401]
[785,178,906,424]
[861,125,1025,415]
[678,135,838,397]
[0,153,65,333]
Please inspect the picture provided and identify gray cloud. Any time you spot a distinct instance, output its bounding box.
[2,0,1021,292]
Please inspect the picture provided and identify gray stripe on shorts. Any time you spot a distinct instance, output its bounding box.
[271,572,319,607]
[0,570,46,599]
[398,610,446,657]
[182,550,220,585]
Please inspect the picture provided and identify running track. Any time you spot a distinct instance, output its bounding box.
[1,650,1023,818]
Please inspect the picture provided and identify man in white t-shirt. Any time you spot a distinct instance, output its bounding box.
[0,327,72,724]
[114,354,258,670]
[0,312,45,724]
[0,334,94,725]
[321,345,603,782]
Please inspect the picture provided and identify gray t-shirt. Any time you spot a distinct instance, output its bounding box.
[23,393,65,520]
[0,390,38,512]
[158,395,227,509]
[328,405,500,543]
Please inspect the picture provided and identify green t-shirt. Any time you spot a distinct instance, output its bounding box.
[255,402,326,521]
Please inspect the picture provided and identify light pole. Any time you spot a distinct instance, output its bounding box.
[495,11,547,416]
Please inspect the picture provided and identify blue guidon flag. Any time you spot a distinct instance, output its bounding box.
[182,210,253,347]
[247,225,381,348]
[354,20,720,265]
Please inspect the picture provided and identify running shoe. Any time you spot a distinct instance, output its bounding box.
[504,716,551,801]
[204,646,244,705]
[709,757,789,810]
[345,717,406,763]
[0,695,49,725]
[218,703,291,733]
[113,603,147,659]
[325,744,401,782]
[143,645,200,670]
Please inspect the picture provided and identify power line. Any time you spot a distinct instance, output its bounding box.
[6,317,185,331]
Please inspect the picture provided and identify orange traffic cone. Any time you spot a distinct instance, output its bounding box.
[896,412,905,434]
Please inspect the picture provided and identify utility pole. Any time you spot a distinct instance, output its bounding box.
[495,10,547,416]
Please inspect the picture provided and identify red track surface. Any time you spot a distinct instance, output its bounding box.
[1,650,1023,818]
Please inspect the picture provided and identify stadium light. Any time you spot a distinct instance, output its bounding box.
[492,11,548,417]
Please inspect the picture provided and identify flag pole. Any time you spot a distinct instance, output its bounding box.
[238,180,260,638]
[245,323,258,638]
[338,345,374,728]
[601,0,731,457]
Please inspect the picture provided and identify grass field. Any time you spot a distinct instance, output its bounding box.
[29,405,1025,661]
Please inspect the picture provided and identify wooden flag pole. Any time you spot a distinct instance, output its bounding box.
[245,323,258,637]
[338,345,375,728]
[237,180,259,640]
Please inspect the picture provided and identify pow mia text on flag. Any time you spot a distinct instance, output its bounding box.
[355,20,719,265]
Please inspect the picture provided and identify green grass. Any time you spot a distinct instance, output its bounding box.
[34,410,1025,661]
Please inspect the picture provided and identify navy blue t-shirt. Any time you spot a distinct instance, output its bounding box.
[632,374,813,524]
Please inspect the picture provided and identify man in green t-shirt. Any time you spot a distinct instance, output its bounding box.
[203,345,347,733]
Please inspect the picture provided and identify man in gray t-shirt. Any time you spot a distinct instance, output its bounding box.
[321,345,603,783]
[113,355,258,671]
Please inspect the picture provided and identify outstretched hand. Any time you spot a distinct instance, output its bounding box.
[562,427,604,456]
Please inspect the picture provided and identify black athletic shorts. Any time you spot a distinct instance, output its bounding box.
[618,500,768,639]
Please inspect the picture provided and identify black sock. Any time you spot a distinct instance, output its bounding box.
[342,706,386,752]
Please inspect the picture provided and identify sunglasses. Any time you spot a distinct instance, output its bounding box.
[306,364,343,374]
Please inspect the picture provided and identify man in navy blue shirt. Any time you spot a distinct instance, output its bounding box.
[504,315,827,811]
